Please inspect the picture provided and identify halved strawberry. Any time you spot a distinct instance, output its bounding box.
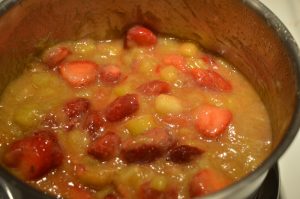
[67,186,93,199]
[137,80,171,96]
[195,105,232,138]
[121,144,163,164]
[167,145,203,164]
[83,110,105,138]
[42,47,71,69]
[190,69,232,92]
[189,168,230,197]
[125,25,157,48]
[104,194,121,199]
[2,130,63,180]
[200,55,218,68]
[64,98,90,119]
[87,131,121,161]
[60,61,98,87]
[63,98,90,130]
[161,114,189,126]
[121,128,173,163]
[41,113,58,129]
[100,65,122,84]
[105,94,139,122]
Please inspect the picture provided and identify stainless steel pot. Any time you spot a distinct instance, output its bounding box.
[0,0,299,198]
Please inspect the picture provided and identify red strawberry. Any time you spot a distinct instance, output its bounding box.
[201,55,218,68]
[2,130,63,180]
[67,186,93,199]
[83,110,105,138]
[161,115,189,126]
[190,69,232,92]
[121,144,162,164]
[189,169,230,197]
[137,80,171,96]
[42,47,71,69]
[121,128,173,163]
[87,131,121,161]
[64,98,90,119]
[100,65,122,84]
[142,128,174,148]
[167,145,203,164]
[125,25,157,48]
[162,54,186,72]
[60,61,98,87]
[195,105,232,138]
[104,194,121,199]
[41,113,58,129]
[63,98,90,130]
[105,94,139,122]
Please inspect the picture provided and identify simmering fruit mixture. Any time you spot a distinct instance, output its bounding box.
[0,26,272,198]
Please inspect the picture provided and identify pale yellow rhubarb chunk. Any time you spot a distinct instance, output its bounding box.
[160,66,179,83]
[13,103,41,130]
[179,42,198,57]
[126,115,156,136]
[113,82,133,96]
[155,94,183,114]
[139,57,158,76]
[150,175,168,191]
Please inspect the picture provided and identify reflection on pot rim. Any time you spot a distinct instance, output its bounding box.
[0,0,299,199]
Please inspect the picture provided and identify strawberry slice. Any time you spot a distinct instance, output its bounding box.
[201,55,218,68]
[167,145,203,164]
[87,131,121,161]
[41,113,58,129]
[137,80,171,96]
[63,98,90,130]
[105,94,139,122]
[64,98,90,119]
[100,65,122,84]
[125,25,157,48]
[190,69,232,92]
[104,194,122,199]
[189,168,230,197]
[60,61,98,87]
[161,115,189,126]
[67,186,93,199]
[195,105,232,138]
[83,110,105,138]
[2,130,63,180]
[42,47,71,69]
[121,128,173,163]
[121,145,163,164]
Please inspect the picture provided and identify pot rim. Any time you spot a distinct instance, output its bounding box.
[0,0,299,198]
